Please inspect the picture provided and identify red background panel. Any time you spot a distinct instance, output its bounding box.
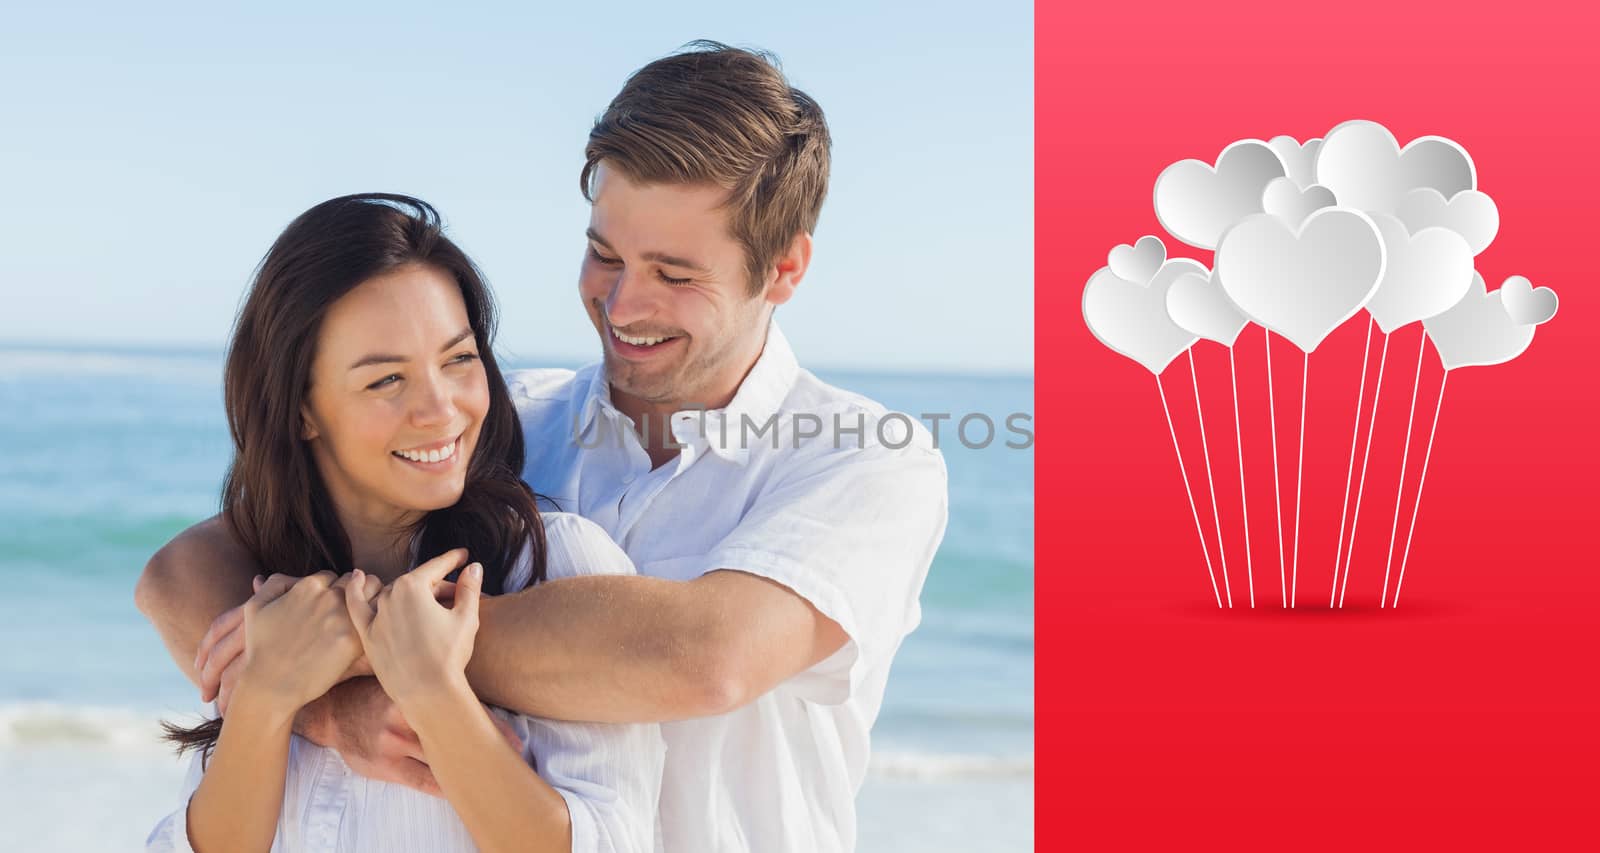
[1037,2,1600,849]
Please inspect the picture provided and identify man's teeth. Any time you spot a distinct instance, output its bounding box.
[395,440,456,463]
[614,328,672,347]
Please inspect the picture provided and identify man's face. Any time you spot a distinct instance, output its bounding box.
[579,163,774,411]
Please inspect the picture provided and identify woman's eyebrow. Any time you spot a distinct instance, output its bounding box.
[347,328,474,370]
[348,352,406,370]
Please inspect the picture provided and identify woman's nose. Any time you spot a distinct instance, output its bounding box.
[409,372,457,429]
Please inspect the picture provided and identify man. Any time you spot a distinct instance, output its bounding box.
[137,41,947,852]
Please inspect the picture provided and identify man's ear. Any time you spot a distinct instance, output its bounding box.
[764,231,813,307]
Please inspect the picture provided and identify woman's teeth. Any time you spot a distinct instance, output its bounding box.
[394,439,456,464]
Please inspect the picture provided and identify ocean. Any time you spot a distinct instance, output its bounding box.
[0,344,1034,851]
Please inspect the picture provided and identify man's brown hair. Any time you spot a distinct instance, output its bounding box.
[581,40,831,295]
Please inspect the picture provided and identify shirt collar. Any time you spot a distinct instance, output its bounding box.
[719,320,798,431]
[575,361,612,438]
[573,318,799,465]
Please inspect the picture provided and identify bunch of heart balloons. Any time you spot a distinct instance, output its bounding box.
[1082,119,1559,609]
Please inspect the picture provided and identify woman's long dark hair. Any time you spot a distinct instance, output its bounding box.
[164,194,547,756]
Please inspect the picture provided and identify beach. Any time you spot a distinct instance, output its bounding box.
[0,345,1034,851]
[0,735,1032,852]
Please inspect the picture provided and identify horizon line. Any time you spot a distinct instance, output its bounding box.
[0,336,1035,381]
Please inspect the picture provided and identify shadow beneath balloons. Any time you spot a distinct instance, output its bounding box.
[1164,598,1464,623]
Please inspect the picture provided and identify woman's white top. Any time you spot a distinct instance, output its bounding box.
[146,512,665,853]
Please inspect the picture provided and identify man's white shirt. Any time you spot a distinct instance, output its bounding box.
[509,320,949,853]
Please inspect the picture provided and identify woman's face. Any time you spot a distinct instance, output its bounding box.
[301,263,490,528]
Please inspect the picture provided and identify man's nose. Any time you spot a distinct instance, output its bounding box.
[603,266,657,329]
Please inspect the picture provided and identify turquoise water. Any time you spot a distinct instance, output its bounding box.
[0,344,1034,779]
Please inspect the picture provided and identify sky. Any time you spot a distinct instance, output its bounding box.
[0,1,1032,374]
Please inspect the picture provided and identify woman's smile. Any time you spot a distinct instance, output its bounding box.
[390,434,465,469]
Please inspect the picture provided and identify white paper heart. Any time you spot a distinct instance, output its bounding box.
[1314,120,1476,215]
[1261,177,1337,230]
[1107,235,1166,286]
[1499,275,1559,325]
[1167,266,1249,346]
[1214,208,1385,353]
[1082,260,1203,375]
[1395,188,1500,256]
[1365,214,1475,333]
[1268,135,1323,189]
[1423,273,1536,369]
[1154,139,1286,250]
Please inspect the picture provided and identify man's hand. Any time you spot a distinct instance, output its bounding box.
[302,674,526,798]
[316,677,440,796]
[198,572,376,715]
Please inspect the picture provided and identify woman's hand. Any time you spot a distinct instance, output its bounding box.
[344,548,481,709]
[195,572,377,716]
[236,570,380,715]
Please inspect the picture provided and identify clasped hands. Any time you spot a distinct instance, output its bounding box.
[193,548,521,796]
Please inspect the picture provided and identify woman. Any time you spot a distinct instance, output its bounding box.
[146,194,662,852]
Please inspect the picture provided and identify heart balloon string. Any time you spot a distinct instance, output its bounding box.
[1188,349,1234,607]
[1265,329,1288,607]
[1156,371,1224,607]
[1390,368,1449,608]
[1290,351,1308,607]
[1379,329,1431,607]
[1228,346,1255,608]
[1337,329,1391,608]
[1081,119,1559,609]
[1330,317,1376,607]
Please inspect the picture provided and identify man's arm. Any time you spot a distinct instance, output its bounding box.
[185,437,943,728]
[137,522,508,795]
[134,516,341,741]
[469,569,848,723]
[134,519,384,746]
[469,438,947,725]
[134,515,257,686]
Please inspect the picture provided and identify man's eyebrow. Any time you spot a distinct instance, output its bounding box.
[586,227,710,274]
[347,327,475,370]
